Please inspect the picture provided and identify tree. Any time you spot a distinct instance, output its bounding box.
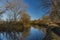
[49,0,60,23]
[21,12,30,23]
[2,0,27,21]
[20,12,31,37]
[41,0,60,23]
[42,16,51,24]
[36,0,60,23]
[0,0,29,40]
[21,12,31,28]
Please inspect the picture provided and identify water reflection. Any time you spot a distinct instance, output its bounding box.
[26,27,45,40]
[0,27,45,40]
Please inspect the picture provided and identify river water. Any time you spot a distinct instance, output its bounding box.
[26,27,45,40]
[0,27,45,40]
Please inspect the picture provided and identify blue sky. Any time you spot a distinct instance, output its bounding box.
[23,0,50,20]
[0,0,50,20]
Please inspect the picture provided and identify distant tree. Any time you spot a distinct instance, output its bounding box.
[21,12,31,26]
[42,16,51,23]
[20,12,31,37]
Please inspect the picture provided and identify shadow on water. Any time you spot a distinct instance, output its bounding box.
[0,27,45,40]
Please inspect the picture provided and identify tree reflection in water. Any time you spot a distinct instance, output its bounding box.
[0,27,45,40]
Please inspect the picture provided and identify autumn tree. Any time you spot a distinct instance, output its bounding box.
[20,12,31,37]
[21,12,31,28]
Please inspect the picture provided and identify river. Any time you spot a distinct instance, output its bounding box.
[0,27,45,40]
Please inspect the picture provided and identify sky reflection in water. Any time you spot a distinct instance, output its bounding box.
[26,27,45,40]
[0,27,45,40]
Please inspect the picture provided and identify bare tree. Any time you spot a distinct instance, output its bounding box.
[49,0,60,23]
[37,0,60,23]
[2,0,27,21]
[0,0,28,40]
